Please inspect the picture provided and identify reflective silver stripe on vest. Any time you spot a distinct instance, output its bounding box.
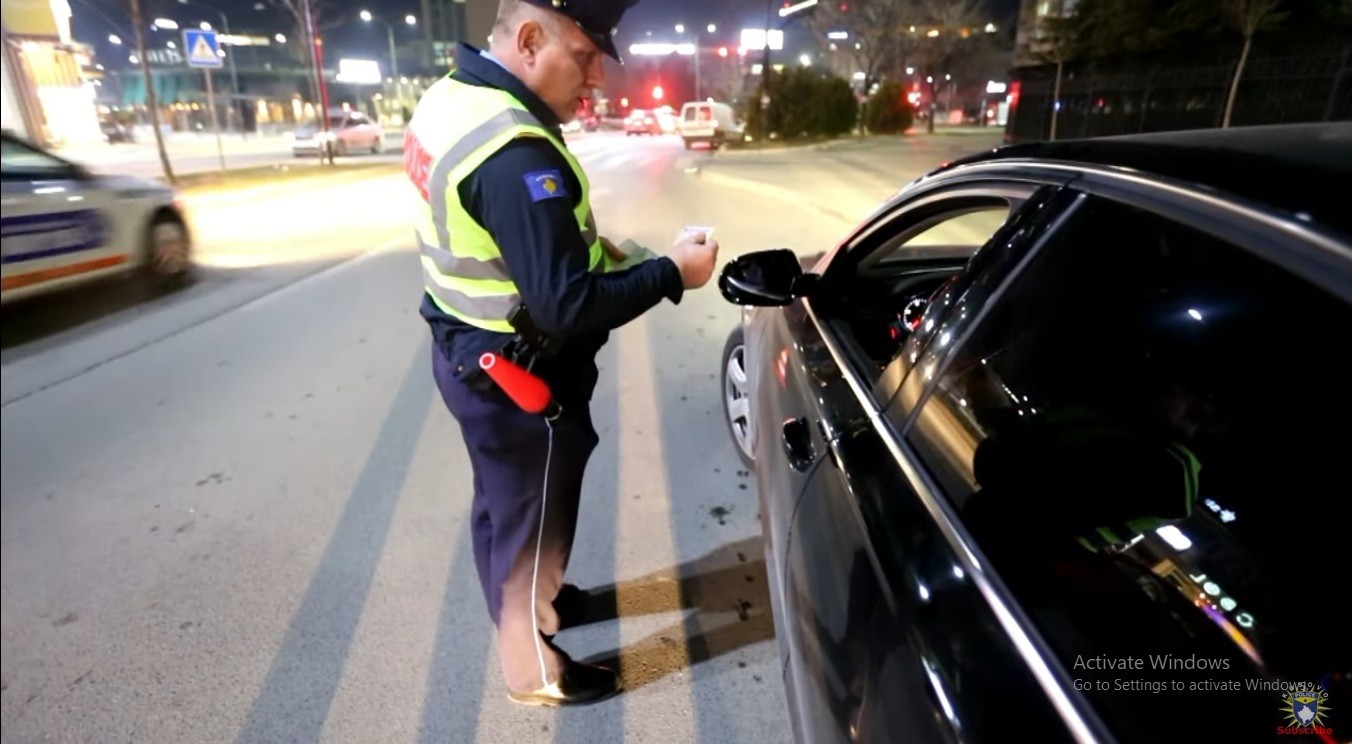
[417,231,509,280]
[429,107,543,253]
[582,210,597,245]
[422,266,522,321]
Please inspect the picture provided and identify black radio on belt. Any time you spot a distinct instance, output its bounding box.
[499,303,561,373]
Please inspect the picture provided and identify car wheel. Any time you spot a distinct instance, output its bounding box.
[141,213,192,292]
[722,326,755,468]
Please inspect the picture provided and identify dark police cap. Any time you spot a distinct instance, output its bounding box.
[519,0,639,63]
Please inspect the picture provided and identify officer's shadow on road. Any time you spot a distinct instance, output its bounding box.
[568,536,776,693]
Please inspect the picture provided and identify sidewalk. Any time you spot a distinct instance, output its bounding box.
[53,128,406,174]
[55,132,296,166]
[720,126,1005,158]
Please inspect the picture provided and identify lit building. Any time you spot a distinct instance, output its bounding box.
[1013,0,1078,68]
[419,0,495,70]
[1,0,102,147]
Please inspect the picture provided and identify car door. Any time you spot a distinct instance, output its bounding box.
[898,188,1352,743]
[741,267,832,676]
[1,136,123,298]
[779,182,1088,743]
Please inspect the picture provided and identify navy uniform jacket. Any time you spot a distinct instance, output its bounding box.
[420,43,685,407]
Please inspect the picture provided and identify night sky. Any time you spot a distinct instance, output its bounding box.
[71,0,1020,73]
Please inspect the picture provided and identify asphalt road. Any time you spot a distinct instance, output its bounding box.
[1,130,1003,743]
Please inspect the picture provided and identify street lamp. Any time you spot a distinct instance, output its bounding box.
[674,23,718,100]
[361,11,416,80]
[109,34,123,45]
[757,0,815,137]
[361,10,416,108]
[153,18,179,30]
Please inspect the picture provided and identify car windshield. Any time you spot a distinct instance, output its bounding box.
[0,137,72,176]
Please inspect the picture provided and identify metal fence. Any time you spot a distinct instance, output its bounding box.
[1006,46,1352,142]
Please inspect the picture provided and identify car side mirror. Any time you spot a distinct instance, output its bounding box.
[719,248,820,307]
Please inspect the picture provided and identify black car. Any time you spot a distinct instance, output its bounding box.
[718,123,1352,744]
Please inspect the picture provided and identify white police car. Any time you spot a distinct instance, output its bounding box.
[1,131,192,304]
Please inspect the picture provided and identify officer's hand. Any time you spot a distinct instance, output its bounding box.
[600,236,628,263]
[669,233,719,289]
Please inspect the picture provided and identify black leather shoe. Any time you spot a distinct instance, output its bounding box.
[507,658,621,707]
[552,583,588,630]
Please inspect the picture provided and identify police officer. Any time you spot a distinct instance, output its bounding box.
[404,0,719,707]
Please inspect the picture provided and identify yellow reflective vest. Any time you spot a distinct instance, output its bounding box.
[404,75,607,333]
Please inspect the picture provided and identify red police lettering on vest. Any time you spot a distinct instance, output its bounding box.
[404,129,433,202]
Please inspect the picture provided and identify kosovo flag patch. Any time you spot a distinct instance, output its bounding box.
[523,169,568,202]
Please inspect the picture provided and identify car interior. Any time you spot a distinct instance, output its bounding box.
[811,198,1015,384]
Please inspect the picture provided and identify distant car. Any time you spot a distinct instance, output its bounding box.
[1,131,192,304]
[624,109,663,136]
[292,111,385,157]
[561,119,583,134]
[679,101,742,149]
[718,123,1351,743]
[101,121,135,144]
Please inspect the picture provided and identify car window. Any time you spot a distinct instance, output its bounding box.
[872,204,1011,260]
[1,137,74,177]
[863,186,1073,411]
[683,106,700,121]
[809,186,1069,401]
[903,195,1350,740]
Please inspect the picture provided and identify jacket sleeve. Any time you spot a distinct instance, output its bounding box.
[459,136,685,339]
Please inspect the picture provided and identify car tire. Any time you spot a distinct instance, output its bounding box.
[722,325,755,468]
[140,212,193,293]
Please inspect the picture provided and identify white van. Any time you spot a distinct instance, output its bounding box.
[678,101,743,149]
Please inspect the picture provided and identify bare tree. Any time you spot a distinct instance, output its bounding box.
[1220,0,1285,127]
[807,0,912,92]
[704,54,747,102]
[267,0,343,75]
[916,0,990,132]
[266,0,343,163]
[129,0,175,184]
[1035,13,1078,140]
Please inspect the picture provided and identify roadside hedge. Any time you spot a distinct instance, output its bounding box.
[863,81,915,135]
[742,68,858,140]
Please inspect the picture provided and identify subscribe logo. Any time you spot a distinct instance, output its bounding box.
[1277,682,1333,737]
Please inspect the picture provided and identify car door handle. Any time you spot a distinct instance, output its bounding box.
[782,417,815,472]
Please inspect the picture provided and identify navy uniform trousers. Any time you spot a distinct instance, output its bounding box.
[431,343,598,693]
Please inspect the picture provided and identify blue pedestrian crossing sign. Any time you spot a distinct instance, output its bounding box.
[183,29,223,68]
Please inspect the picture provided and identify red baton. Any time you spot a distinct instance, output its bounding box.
[479,352,562,419]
